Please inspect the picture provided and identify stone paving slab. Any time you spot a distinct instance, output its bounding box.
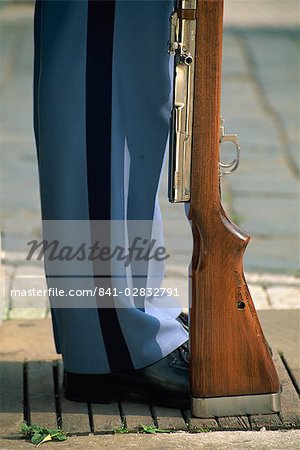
[232,197,299,237]
[1,2,299,279]
[223,0,300,28]
[266,286,300,310]
[245,272,300,287]
[243,237,300,274]
[1,430,300,450]
[10,265,48,311]
[227,156,299,195]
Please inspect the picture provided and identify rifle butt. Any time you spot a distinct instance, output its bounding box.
[189,209,281,417]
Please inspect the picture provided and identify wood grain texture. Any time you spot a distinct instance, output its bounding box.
[27,361,57,428]
[0,362,23,437]
[154,407,187,431]
[217,415,250,430]
[91,403,122,432]
[189,0,280,398]
[121,402,154,430]
[274,354,300,427]
[249,413,283,431]
[57,362,90,434]
[184,409,219,430]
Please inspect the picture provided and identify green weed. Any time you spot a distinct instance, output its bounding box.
[20,422,67,447]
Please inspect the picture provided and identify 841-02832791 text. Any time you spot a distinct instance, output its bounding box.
[10,287,180,298]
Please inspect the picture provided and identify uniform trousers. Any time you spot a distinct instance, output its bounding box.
[34,0,188,374]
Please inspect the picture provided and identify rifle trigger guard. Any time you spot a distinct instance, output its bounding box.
[219,117,240,176]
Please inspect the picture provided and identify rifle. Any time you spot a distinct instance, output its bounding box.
[168,0,281,417]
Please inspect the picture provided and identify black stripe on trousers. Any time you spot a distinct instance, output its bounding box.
[86,0,134,372]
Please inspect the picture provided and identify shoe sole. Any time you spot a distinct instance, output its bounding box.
[64,374,190,409]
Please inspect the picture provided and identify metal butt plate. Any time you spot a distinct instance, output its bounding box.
[192,392,281,418]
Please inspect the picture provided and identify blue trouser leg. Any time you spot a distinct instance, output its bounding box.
[34,0,188,374]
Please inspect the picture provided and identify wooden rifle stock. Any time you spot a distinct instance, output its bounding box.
[167,0,281,417]
[189,0,280,417]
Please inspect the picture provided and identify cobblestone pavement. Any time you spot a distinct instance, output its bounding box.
[1,2,299,319]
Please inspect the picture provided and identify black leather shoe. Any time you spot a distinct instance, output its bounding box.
[64,342,190,408]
